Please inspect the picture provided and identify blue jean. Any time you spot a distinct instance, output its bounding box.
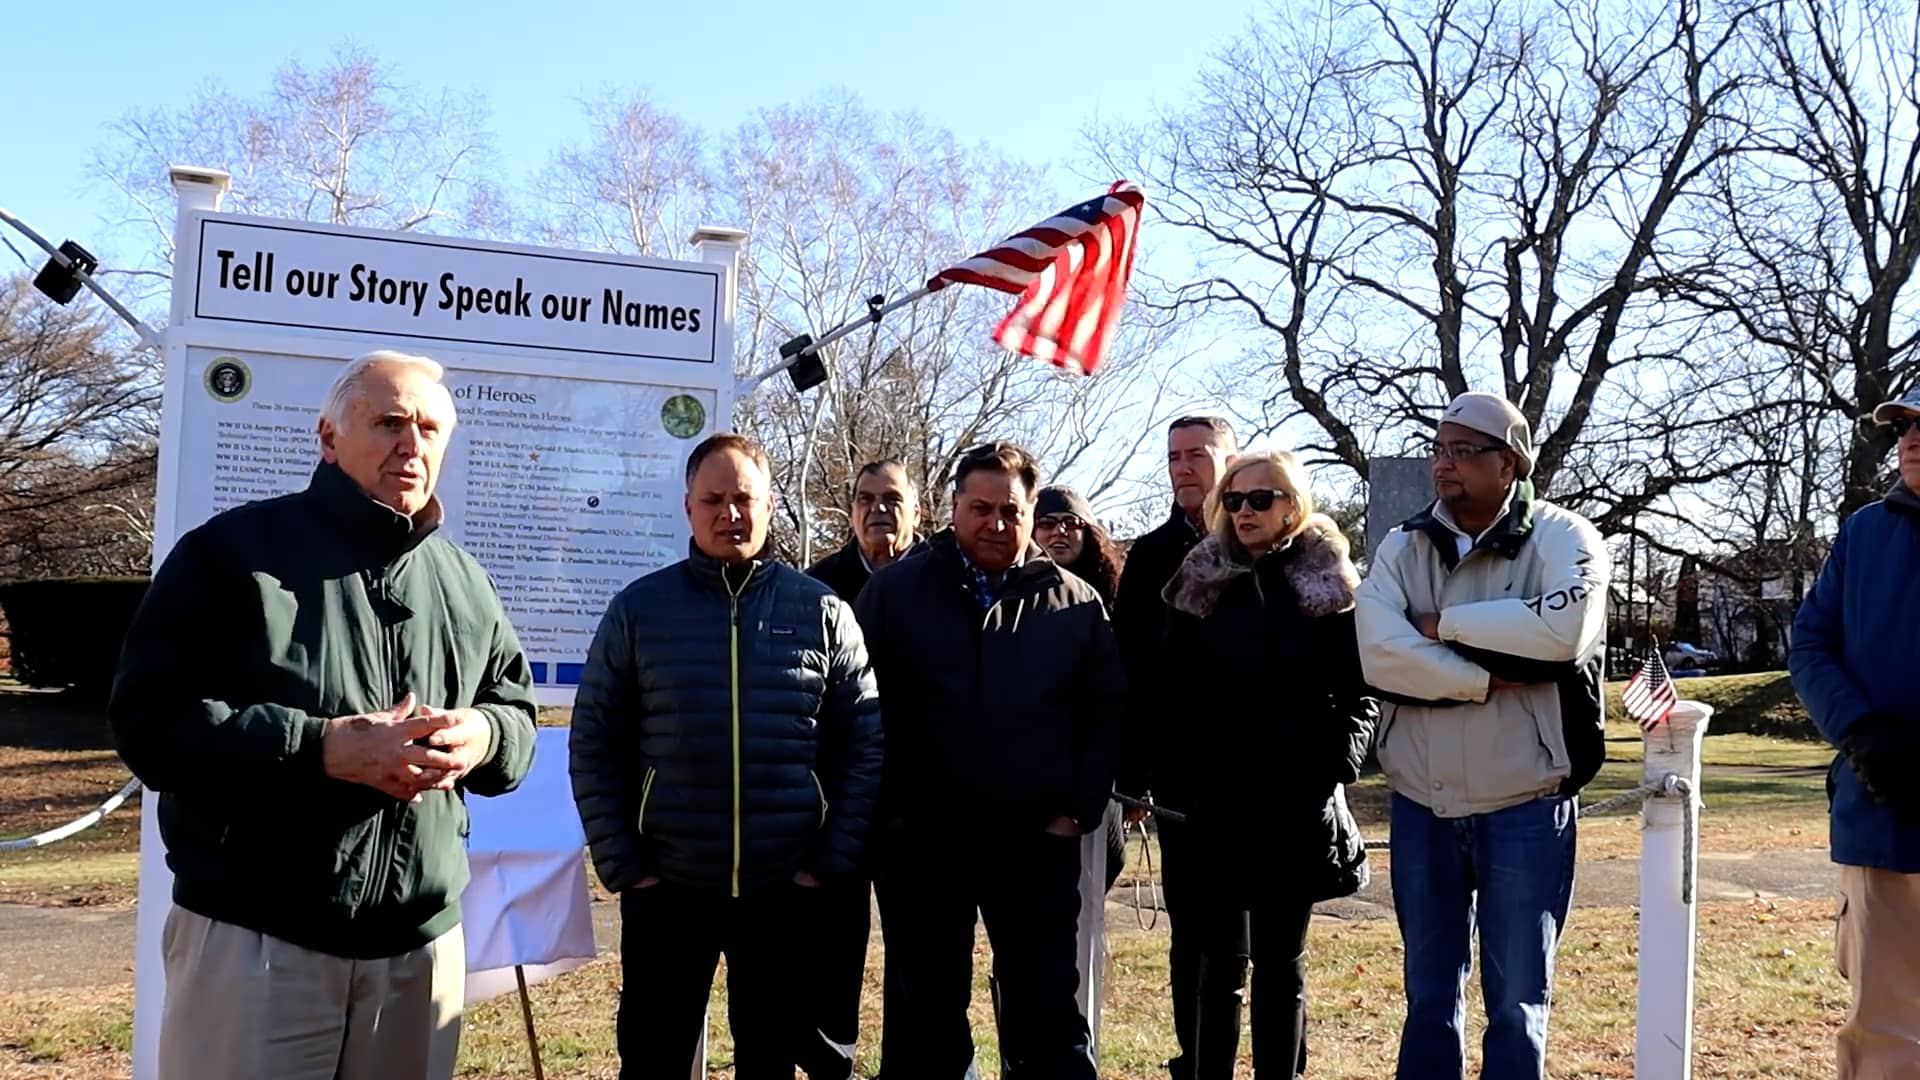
[1390,792,1577,1080]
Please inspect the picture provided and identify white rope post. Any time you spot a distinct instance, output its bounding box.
[1074,830,1106,1061]
[1635,699,1712,1079]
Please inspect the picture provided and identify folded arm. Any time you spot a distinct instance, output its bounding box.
[1354,535,1491,704]
[1435,516,1609,664]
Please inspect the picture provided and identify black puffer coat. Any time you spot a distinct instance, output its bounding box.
[569,546,883,895]
[1154,515,1376,901]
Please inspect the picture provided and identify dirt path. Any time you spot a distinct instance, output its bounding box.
[0,847,1841,992]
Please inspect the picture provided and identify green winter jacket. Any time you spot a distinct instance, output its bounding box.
[109,462,537,959]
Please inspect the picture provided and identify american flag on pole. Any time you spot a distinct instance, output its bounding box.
[928,181,1146,376]
[1622,647,1679,731]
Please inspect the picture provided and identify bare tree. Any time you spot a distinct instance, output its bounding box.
[91,43,505,287]
[1099,0,1761,533]
[0,276,159,578]
[718,96,1180,563]
[535,90,712,259]
[1691,0,1920,519]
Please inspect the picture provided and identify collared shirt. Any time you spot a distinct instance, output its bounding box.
[1432,486,1517,562]
[960,547,1026,610]
[857,539,916,576]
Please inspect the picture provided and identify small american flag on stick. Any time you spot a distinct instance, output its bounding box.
[1622,647,1679,731]
[928,181,1146,376]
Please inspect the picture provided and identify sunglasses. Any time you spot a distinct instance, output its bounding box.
[1221,488,1292,513]
[1036,515,1084,533]
[1893,416,1920,439]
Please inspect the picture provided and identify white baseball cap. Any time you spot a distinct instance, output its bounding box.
[1438,391,1535,478]
[1871,386,1920,425]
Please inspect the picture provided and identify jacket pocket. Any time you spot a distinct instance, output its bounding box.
[1374,703,1404,781]
[1525,688,1571,771]
[810,770,828,827]
[637,767,658,835]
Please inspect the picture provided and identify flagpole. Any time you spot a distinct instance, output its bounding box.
[736,285,936,396]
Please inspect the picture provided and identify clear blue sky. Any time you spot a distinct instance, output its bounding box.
[3,0,1255,262]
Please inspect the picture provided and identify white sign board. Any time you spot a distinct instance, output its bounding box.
[155,213,738,699]
[132,189,744,1080]
[173,346,707,690]
[190,218,720,363]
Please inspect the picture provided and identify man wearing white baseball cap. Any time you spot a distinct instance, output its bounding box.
[1792,384,1920,1077]
[1356,390,1610,1079]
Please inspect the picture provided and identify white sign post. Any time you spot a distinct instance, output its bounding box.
[132,166,744,1080]
[1636,700,1711,1080]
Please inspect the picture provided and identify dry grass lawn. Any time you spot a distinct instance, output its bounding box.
[0,896,1845,1077]
[0,679,1849,1076]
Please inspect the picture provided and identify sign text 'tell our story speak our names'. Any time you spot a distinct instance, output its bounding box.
[209,248,705,334]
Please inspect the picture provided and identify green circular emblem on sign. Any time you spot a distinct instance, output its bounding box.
[661,394,705,439]
[203,356,251,403]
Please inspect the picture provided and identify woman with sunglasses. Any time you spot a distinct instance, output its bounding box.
[1034,485,1128,607]
[1152,450,1376,1078]
[1034,485,1131,893]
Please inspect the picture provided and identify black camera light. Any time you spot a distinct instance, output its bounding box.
[780,333,828,393]
[33,240,98,306]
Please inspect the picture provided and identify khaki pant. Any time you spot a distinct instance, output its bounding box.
[159,906,464,1080]
[1837,865,1920,1079]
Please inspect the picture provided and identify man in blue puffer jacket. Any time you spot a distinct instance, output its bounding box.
[1790,385,1920,1079]
[569,433,883,1080]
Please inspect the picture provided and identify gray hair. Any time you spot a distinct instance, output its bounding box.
[320,350,449,428]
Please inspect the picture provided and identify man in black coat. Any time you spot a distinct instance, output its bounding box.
[796,457,922,1079]
[1109,414,1240,1080]
[807,458,923,603]
[857,441,1125,1080]
[569,433,883,1080]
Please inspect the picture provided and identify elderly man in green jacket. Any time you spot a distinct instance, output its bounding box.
[109,349,538,1080]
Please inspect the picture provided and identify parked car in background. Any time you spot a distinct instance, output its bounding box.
[1665,641,1718,672]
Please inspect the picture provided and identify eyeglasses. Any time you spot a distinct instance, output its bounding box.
[1429,441,1504,462]
[1892,416,1920,439]
[1035,515,1084,533]
[1221,488,1292,513]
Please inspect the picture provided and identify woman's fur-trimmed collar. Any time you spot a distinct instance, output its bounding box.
[1162,513,1360,620]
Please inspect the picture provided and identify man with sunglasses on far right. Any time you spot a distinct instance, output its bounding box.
[1355,391,1610,1079]
[1791,385,1920,1077]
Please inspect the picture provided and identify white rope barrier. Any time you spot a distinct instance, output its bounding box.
[0,776,142,852]
[1361,770,1695,861]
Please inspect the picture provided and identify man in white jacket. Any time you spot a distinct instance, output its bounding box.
[1355,391,1610,1080]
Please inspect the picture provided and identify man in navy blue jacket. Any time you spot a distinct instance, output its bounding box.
[1791,385,1920,1078]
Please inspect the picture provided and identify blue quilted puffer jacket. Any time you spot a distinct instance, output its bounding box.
[569,544,883,895]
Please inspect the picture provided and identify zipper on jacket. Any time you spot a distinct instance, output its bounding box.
[359,569,406,910]
[637,767,657,834]
[810,770,827,826]
[726,564,755,898]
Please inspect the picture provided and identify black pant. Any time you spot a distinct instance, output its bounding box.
[1160,819,1314,1079]
[877,825,1096,1080]
[617,882,810,1080]
[795,875,871,1079]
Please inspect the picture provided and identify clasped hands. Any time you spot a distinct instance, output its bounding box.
[320,692,493,802]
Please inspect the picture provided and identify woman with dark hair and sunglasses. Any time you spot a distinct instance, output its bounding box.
[1035,486,1128,606]
[1148,450,1376,1079]
[1033,486,1132,895]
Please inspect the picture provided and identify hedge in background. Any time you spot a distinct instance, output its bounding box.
[1603,670,1816,741]
[0,577,150,695]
